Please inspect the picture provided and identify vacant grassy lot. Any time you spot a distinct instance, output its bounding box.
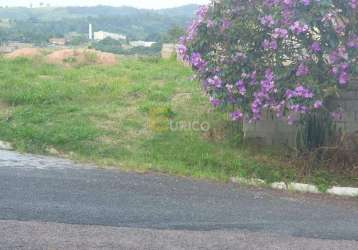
[0,56,356,188]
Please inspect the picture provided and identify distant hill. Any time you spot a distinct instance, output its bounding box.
[156,4,200,18]
[0,5,199,21]
[0,5,199,43]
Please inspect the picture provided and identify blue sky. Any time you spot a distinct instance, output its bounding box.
[0,0,210,9]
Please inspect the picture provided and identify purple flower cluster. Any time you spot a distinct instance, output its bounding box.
[262,39,278,50]
[210,97,221,108]
[185,22,199,41]
[350,0,357,9]
[220,19,231,32]
[288,104,309,114]
[310,42,321,53]
[286,85,314,99]
[183,5,209,42]
[250,69,278,121]
[331,111,343,121]
[176,44,187,61]
[181,0,357,124]
[272,28,288,39]
[296,63,310,77]
[290,21,309,34]
[207,75,222,88]
[300,0,311,6]
[261,15,275,27]
[190,52,206,71]
[328,47,350,85]
[283,85,320,119]
[236,80,246,96]
[230,110,243,121]
[347,35,358,49]
[314,100,323,109]
[196,5,209,22]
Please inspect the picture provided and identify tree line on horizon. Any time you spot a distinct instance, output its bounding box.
[0,5,196,44]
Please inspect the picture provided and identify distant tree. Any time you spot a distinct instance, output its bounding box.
[164,25,185,43]
[67,34,88,46]
[93,38,123,54]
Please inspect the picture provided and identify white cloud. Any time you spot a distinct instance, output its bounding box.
[0,0,210,9]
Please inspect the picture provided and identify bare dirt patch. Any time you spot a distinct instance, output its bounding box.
[46,49,117,66]
[4,48,117,66]
[5,48,44,59]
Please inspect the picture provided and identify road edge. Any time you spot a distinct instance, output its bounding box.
[230,177,358,197]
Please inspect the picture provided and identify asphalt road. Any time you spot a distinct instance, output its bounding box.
[0,149,357,249]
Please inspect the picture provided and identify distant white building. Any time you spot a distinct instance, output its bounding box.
[0,19,11,28]
[94,31,126,41]
[129,41,157,48]
[49,38,66,46]
[0,41,33,53]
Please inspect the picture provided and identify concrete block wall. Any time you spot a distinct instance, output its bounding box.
[161,43,176,59]
[244,81,358,147]
[332,84,358,134]
[243,111,299,147]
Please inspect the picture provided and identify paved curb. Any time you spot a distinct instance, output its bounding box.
[230,177,358,197]
[1,140,356,198]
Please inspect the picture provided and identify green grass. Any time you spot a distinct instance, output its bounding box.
[0,56,356,187]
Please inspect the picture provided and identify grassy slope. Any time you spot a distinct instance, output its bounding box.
[0,57,356,187]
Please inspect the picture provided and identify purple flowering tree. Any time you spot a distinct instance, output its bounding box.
[178,0,358,125]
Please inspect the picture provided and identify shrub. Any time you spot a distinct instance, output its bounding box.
[179,0,358,124]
